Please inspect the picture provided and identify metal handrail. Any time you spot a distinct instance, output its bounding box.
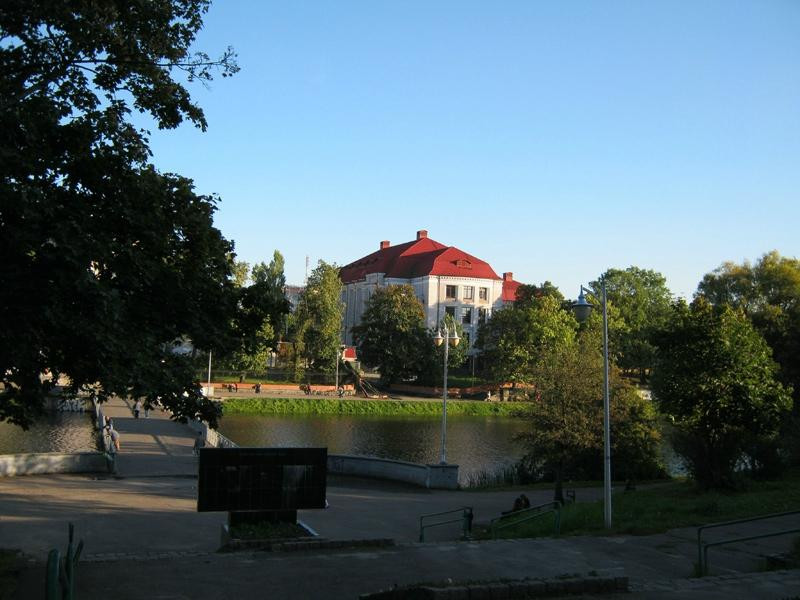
[419,506,473,542]
[490,501,561,538]
[697,510,800,576]
[45,523,84,600]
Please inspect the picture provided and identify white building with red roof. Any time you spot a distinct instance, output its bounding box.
[339,230,520,348]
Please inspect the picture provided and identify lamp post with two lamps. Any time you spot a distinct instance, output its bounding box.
[334,344,346,393]
[433,322,460,465]
[571,280,612,529]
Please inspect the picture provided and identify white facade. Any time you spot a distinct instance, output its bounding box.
[342,274,508,349]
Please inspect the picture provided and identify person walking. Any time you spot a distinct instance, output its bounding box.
[106,425,120,452]
[133,399,142,419]
[193,431,205,456]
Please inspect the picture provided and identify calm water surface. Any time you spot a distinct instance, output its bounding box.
[218,414,529,482]
[0,412,96,454]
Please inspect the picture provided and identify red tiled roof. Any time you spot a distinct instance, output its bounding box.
[502,279,521,302]
[339,235,502,283]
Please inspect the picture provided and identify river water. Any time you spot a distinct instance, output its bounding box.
[218,413,529,482]
[0,412,97,454]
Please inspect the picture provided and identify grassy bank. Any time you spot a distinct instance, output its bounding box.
[222,397,531,417]
[482,470,800,539]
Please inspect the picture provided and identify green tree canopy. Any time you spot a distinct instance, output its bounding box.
[0,0,241,427]
[292,261,344,377]
[352,285,433,384]
[697,251,800,463]
[516,300,664,502]
[476,294,576,387]
[590,267,673,382]
[698,251,800,400]
[651,298,793,487]
[514,281,565,309]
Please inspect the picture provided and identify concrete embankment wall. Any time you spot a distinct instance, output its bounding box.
[0,452,107,476]
[0,399,108,477]
[186,419,458,489]
[326,454,458,489]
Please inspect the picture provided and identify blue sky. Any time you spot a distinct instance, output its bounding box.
[142,1,800,299]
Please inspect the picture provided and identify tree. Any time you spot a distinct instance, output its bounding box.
[514,281,565,309]
[698,251,800,463]
[251,251,290,343]
[651,298,792,488]
[476,295,576,388]
[0,1,241,427]
[590,267,673,382]
[698,251,800,397]
[352,285,433,384]
[292,261,344,377]
[230,259,251,288]
[518,306,664,502]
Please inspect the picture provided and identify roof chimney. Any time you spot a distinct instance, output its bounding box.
[416,229,428,240]
[503,272,513,281]
[380,240,390,249]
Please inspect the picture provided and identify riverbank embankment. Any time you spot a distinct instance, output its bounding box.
[220,396,532,417]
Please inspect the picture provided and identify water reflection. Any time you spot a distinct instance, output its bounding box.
[218,414,529,481]
[0,412,97,454]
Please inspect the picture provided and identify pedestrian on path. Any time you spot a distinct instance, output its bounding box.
[106,425,120,452]
[144,402,150,418]
[193,432,205,456]
[133,399,142,419]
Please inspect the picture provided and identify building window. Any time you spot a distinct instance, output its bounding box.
[445,285,457,299]
[445,306,456,318]
[462,308,472,324]
[479,287,489,301]
[463,286,474,300]
[478,308,488,324]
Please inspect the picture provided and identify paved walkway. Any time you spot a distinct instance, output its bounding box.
[2,396,799,598]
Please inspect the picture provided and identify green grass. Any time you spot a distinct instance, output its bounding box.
[222,397,531,417]
[481,471,800,539]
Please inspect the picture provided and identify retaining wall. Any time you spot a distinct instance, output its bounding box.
[187,420,459,489]
[327,454,458,489]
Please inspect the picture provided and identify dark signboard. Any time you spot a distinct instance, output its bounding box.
[197,447,327,512]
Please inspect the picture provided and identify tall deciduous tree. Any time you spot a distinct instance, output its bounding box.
[0,0,240,427]
[292,261,344,377]
[590,267,673,382]
[651,298,792,487]
[698,251,800,400]
[353,285,433,384]
[476,295,576,388]
[514,281,565,309]
[517,304,664,502]
[251,250,290,342]
[698,251,800,463]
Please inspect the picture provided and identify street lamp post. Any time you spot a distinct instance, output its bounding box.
[334,344,346,392]
[206,350,212,396]
[433,323,460,465]
[572,279,612,529]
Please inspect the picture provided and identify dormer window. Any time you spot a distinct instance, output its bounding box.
[454,259,472,269]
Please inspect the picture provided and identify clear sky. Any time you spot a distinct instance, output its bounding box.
[142,1,800,299]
